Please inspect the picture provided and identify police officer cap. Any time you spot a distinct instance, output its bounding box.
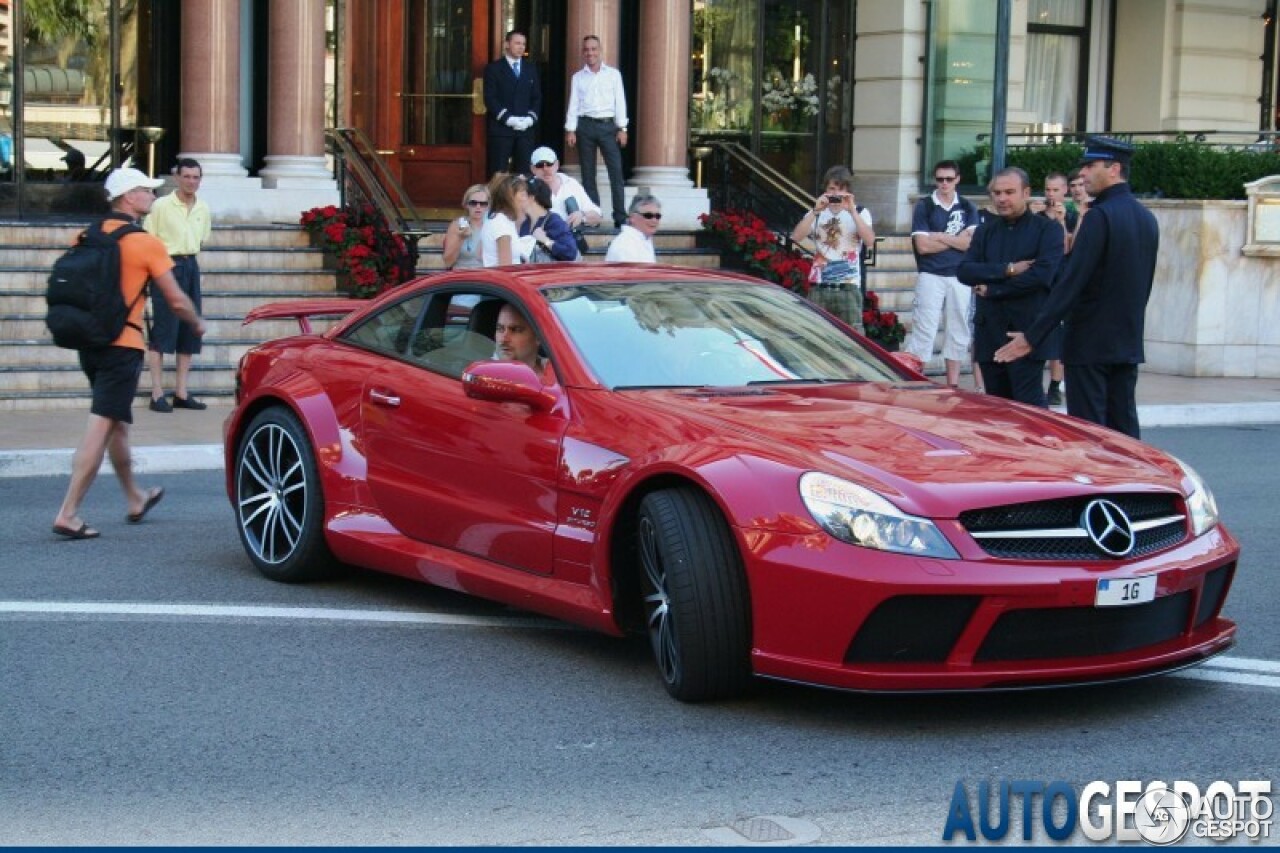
[1079,135,1134,166]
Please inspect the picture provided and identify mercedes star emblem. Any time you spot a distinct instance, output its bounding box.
[1082,499,1137,557]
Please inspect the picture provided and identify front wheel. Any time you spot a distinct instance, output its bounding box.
[637,487,752,702]
[234,406,341,582]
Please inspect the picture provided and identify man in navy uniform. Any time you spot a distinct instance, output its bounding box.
[995,136,1158,438]
[483,30,542,177]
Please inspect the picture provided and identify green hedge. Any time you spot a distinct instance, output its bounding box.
[958,141,1280,200]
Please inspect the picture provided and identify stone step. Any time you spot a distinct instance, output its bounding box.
[0,313,341,342]
[0,360,240,395]
[0,223,313,249]
[0,267,341,293]
[0,245,330,271]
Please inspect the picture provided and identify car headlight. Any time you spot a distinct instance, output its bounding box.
[799,472,959,558]
[1174,457,1220,537]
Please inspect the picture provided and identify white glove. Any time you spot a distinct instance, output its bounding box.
[505,116,520,129]
[518,117,535,132]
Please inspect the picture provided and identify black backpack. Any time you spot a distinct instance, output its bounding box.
[45,213,147,350]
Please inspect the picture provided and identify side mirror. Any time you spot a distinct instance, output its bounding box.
[462,360,558,412]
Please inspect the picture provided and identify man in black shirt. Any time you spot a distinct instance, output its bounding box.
[957,167,1063,406]
[996,137,1158,438]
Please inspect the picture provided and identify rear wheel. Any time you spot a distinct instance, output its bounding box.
[234,407,341,582]
[637,487,752,702]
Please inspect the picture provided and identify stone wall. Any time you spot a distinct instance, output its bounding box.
[1146,201,1279,378]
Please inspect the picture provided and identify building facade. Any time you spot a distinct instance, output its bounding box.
[0,0,1272,229]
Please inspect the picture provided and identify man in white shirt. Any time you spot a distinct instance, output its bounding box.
[565,35,629,229]
[605,194,661,263]
[529,145,602,228]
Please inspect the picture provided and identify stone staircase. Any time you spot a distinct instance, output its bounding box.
[0,224,722,412]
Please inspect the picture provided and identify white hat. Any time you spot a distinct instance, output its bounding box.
[104,167,164,200]
[530,146,558,165]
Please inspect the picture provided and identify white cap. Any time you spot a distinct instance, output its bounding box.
[530,146,558,165]
[104,167,164,200]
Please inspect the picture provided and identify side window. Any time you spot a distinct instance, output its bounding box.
[412,291,506,378]
[343,294,429,357]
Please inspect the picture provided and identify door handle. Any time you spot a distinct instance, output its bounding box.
[472,78,485,115]
[369,388,401,407]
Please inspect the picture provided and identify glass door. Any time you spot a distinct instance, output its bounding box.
[3,0,140,218]
[398,0,489,214]
[691,0,852,196]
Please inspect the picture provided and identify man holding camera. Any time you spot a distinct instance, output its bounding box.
[791,165,875,333]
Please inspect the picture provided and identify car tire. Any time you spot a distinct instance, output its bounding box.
[637,487,752,702]
[234,406,341,582]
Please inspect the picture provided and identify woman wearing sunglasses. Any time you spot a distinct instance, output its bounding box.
[442,185,489,269]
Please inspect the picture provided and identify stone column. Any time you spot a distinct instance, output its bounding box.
[259,0,333,188]
[178,0,246,178]
[629,0,707,228]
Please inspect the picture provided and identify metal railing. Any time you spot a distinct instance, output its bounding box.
[976,129,1280,150]
[325,127,432,268]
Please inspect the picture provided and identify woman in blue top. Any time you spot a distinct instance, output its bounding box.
[518,176,579,262]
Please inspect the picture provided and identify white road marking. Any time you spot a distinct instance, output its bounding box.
[1169,669,1280,689]
[0,600,570,630]
[3,601,1275,689]
[1192,655,1280,674]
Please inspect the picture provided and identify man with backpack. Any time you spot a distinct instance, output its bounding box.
[50,167,206,540]
[903,159,980,387]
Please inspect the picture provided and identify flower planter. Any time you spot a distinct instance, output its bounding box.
[334,270,358,295]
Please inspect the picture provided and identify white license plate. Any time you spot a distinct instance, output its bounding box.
[1095,577,1156,607]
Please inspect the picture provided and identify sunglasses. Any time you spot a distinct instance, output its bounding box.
[637,212,662,221]
[934,175,958,183]
[466,199,489,207]
[533,161,556,169]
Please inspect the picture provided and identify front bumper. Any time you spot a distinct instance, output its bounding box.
[740,522,1240,692]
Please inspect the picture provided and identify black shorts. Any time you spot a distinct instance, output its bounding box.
[149,255,203,355]
[79,345,144,423]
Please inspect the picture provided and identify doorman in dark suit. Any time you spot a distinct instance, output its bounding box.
[958,166,1064,406]
[483,30,541,178]
[996,136,1159,438]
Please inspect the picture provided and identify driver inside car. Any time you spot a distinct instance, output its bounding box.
[494,302,555,385]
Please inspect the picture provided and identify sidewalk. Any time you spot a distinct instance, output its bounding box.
[3,372,1280,478]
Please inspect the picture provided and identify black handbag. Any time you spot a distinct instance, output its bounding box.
[564,197,591,256]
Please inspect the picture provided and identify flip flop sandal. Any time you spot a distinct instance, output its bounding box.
[53,522,100,540]
[126,487,165,524]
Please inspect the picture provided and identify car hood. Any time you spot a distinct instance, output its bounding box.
[622,383,1183,512]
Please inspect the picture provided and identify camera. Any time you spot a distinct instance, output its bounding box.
[827,194,844,203]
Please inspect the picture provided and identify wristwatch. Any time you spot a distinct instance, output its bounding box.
[1006,262,1015,277]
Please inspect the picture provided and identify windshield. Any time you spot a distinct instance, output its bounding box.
[543,280,906,389]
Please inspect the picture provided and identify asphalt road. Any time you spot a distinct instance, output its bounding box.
[2,425,1277,845]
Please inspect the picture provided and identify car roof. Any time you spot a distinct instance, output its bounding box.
[410,263,773,298]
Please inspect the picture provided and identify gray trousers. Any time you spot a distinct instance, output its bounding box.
[576,117,626,225]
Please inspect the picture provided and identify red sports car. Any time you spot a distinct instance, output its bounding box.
[224,264,1238,701]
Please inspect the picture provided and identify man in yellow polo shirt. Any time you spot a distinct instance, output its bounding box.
[143,157,212,412]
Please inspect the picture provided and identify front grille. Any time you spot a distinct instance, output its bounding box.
[975,591,1193,662]
[845,596,981,663]
[960,493,1187,561]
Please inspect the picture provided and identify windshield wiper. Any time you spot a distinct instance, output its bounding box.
[746,377,843,385]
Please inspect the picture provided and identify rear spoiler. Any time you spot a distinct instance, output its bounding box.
[243,299,367,334]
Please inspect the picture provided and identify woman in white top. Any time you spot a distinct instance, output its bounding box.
[442,184,489,269]
[480,174,530,267]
